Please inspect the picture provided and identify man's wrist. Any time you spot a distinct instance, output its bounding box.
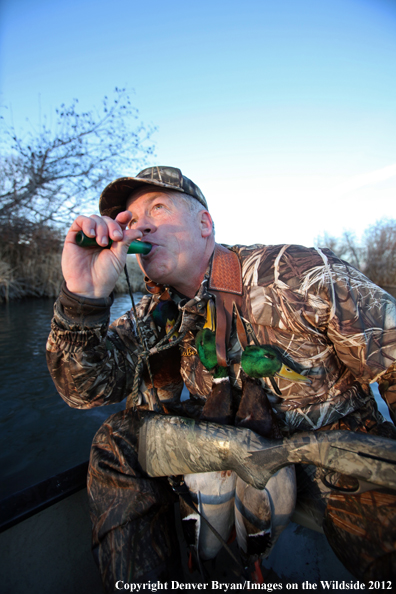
[58,281,114,326]
[64,281,113,300]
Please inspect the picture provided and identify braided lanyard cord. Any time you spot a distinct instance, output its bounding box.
[124,265,187,409]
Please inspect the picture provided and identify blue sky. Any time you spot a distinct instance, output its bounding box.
[1,0,395,247]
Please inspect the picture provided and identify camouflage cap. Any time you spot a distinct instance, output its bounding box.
[99,166,208,218]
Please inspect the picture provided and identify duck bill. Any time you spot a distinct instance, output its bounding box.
[165,319,176,334]
[203,300,216,332]
[276,363,311,384]
[165,319,179,341]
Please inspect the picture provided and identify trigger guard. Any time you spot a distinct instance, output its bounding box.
[321,471,376,494]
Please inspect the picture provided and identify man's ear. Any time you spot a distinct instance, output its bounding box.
[199,210,213,238]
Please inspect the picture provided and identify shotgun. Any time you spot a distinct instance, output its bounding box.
[138,413,396,493]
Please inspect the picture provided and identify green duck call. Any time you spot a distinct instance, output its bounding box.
[75,231,152,255]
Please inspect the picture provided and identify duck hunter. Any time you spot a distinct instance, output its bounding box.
[47,166,396,589]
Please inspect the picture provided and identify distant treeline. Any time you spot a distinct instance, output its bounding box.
[316,218,396,299]
[0,220,145,302]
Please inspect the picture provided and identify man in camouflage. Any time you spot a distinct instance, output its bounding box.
[47,166,396,590]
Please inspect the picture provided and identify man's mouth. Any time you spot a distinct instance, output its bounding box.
[141,243,158,258]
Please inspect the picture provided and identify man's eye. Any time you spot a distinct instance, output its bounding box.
[153,204,164,212]
[128,219,137,227]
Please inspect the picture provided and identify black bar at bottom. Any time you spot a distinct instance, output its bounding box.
[0,461,89,533]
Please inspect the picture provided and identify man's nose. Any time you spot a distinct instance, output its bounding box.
[135,216,157,235]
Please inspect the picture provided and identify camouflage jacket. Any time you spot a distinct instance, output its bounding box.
[46,243,396,433]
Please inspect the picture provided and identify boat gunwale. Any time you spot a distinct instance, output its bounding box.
[0,461,89,533]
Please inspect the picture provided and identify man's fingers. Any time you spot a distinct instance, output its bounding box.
[87,215,111,246]
[115,210,133,228]
[73,215,121,247]
[67,213,141,250]
[69,216,95,236]
[114,213,143,249]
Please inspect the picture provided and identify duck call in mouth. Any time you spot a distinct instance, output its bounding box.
[75,231,152,255]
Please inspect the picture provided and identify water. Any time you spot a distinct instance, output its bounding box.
[0,294,392,500]
[0,293,137,499]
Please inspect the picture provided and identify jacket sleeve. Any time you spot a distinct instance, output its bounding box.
[46,283,145,409]
[323,254,396,424]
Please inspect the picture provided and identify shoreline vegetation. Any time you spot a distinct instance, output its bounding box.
[0,224,145,303]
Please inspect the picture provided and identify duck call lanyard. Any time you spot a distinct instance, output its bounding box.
[123,267,187,411]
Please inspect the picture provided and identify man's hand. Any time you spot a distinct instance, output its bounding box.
[62,211,143,298]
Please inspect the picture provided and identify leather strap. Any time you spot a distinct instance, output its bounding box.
[208,244,247,367]
[208,244,243,295]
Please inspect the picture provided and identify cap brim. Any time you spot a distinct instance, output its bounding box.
[99,176,190,218]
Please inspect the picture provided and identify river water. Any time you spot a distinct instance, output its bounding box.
[0,295,392,500]
[0,293,137,500]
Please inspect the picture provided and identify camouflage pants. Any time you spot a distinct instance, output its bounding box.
[88,408,396,591]
[88,409,183,592]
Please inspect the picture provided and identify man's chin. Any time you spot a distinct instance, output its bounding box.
[138,260,173,286]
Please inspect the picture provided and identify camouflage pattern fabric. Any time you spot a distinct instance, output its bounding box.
[46,243,396,586]
[324,483,396,581]
[88,408,184,589]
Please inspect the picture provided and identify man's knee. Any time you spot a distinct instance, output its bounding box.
[323,481,396,581]
[89,408,143,477]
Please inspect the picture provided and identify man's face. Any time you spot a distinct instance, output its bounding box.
[126,187,211,292]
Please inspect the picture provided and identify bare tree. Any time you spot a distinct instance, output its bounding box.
[316,219,396,297]
[0,88,155,227]
[316,230,363,269]
[363,219,396,292]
